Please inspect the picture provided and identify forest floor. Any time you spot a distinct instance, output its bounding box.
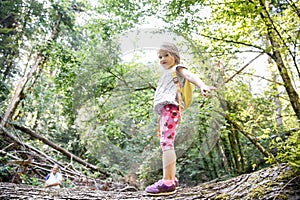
[0,163,299,200]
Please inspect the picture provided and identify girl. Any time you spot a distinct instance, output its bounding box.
[145,42,215,196]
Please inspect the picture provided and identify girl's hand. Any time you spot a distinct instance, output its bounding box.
[201,85,216,97]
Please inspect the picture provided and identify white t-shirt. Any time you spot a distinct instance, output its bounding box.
[45,172,63,188]
[154,65,187,114]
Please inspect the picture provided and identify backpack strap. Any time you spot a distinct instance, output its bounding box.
[172,68,183,118]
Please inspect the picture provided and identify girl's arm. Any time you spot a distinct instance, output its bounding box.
[177,67,216,97]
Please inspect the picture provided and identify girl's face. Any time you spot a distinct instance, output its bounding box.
[158,50,176,69]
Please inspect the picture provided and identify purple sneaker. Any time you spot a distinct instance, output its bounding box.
[145,180,176,196]
[175,178,179,187]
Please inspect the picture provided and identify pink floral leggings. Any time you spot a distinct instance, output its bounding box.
[159,104,181,151]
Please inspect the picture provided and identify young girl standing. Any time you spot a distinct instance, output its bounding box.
[145,42,216,196]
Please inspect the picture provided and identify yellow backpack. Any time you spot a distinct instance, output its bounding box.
[172,67,194,111]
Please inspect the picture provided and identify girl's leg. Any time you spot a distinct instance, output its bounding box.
[145,104,180,195]
[163,149,176,181]
[159,104,180,183]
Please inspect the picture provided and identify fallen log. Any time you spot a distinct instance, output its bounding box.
[12,124,103,173]
[0,125,108,183]
[0,163,299,199]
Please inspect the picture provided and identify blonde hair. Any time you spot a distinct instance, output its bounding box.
[159,42,180,64]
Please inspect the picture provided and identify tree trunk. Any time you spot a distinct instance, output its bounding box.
[0,56,44,127]
[273,73,283,126]
[217,140,229,172]
[223,113,276,162]
[235,131,245,173]
[258,0,300,121]
[228,130,240,174]
[271,39,300,120]
[0,12,62,127]
[220,134,234,173]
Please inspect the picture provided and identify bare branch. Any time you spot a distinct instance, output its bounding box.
[224,53,264,83]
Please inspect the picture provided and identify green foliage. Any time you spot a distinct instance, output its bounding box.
[269,130,300,173]
[62,178,74,188]
[76,59,156,172]
[0,156,15,182]
[223,81,276,170]
[50,45,79,120]
[176,96,227,183]
[20,174,43,187]
[0,77,10,104]
[0,0,22,80]
[137,146,162,186]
